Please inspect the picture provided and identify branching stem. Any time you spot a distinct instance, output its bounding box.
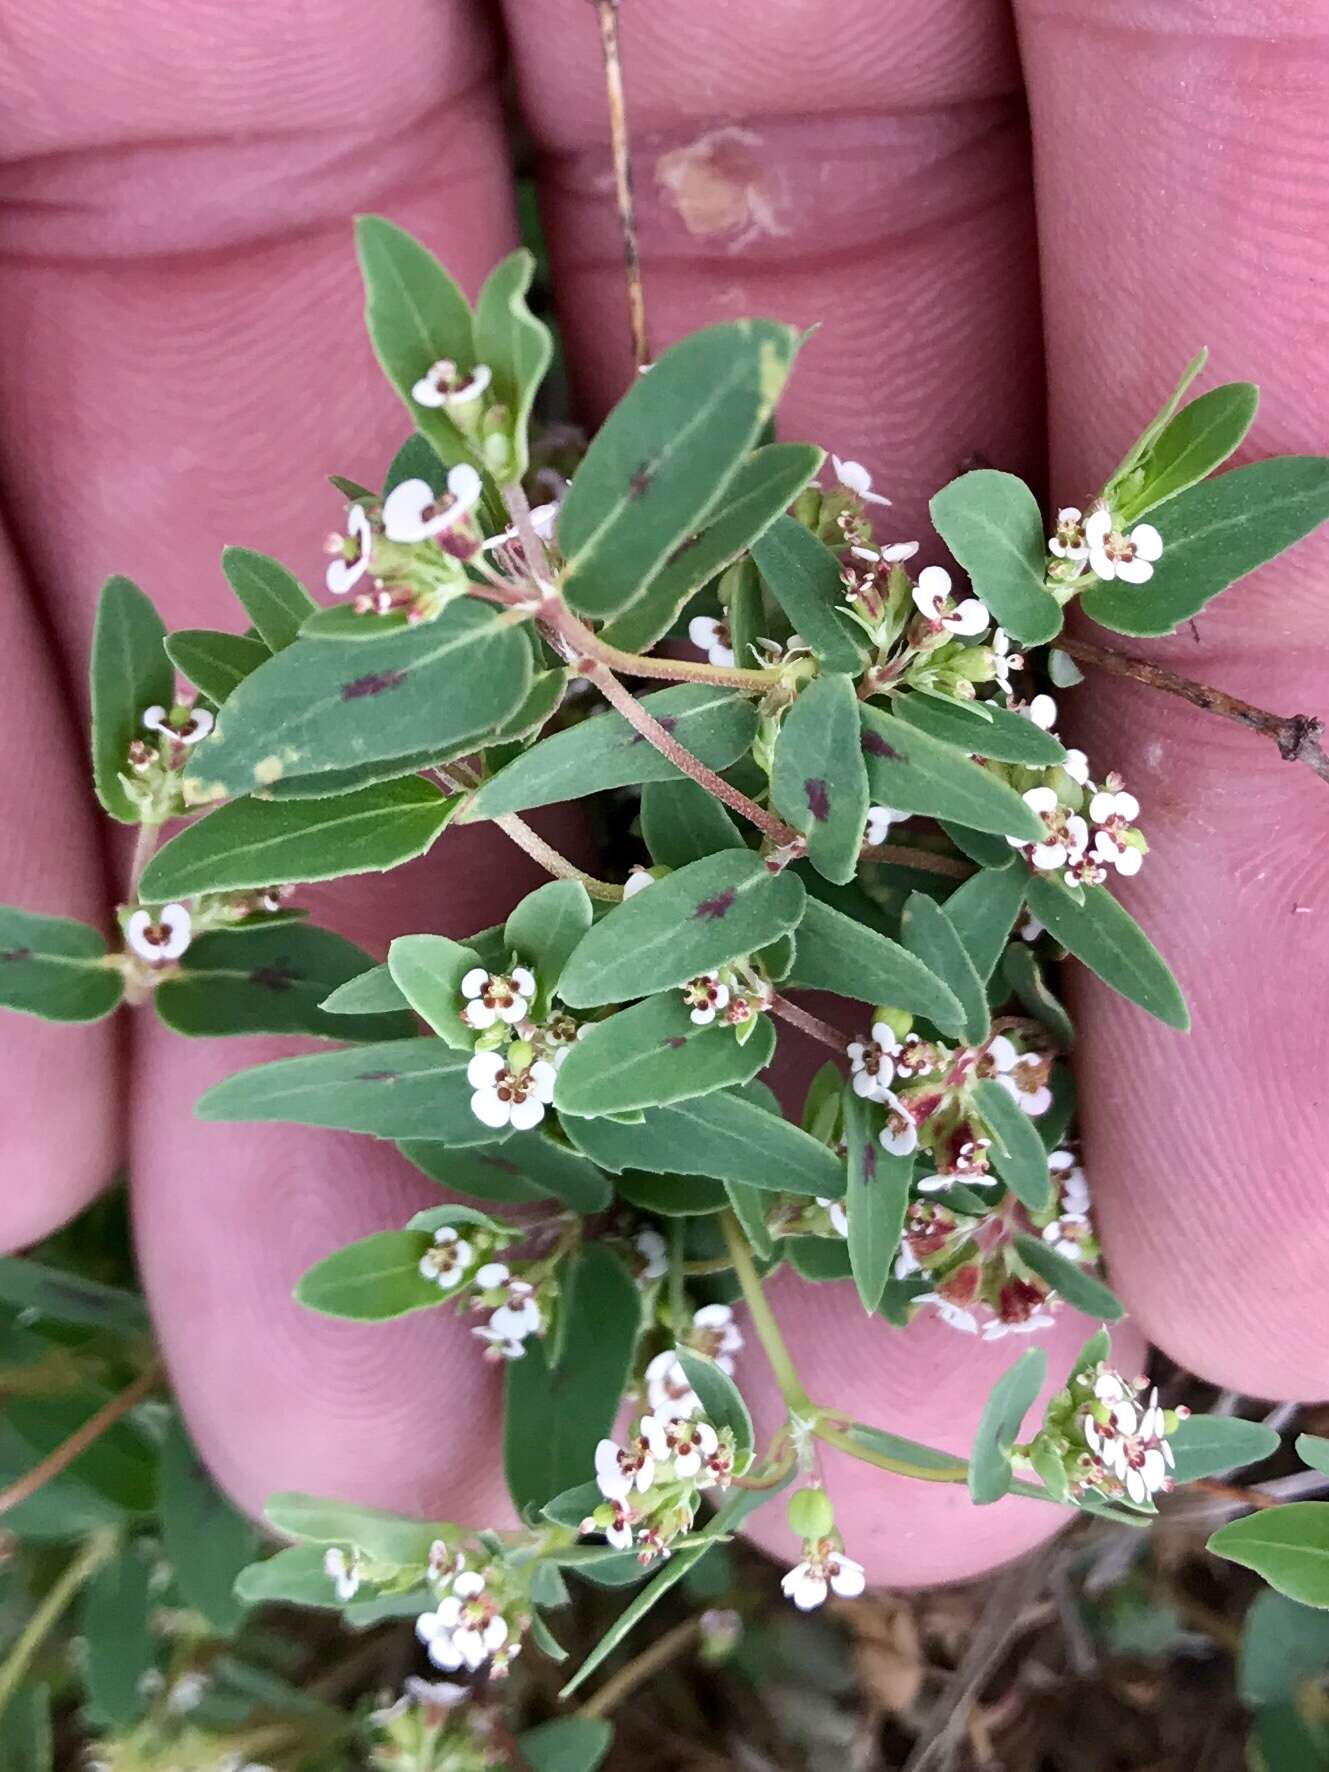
[577,1617,698,1721]
[769,994,846,1056]
[719,1212,812,1414]
[0,1531,116,1718]
[0,1360,162,1518]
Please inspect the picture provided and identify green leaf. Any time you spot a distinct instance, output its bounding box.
[837,1420,969,1481]
[0,907,123,1024]
[894,692,1067,765]
[159,1413,259,1635]
[1083,456,1329,636]
[560,1476,787,1698]
[641,776,744,868]
[464,682,759,820]
[1002,942,1074,1049]
[185,604,530,801]
[943,867,1026,983]
[558,320,800,619]
[1239,1589,1329,1708]
[3,1390,155,1532]
[750,514,869,672]
[1110,349,1209,483]
[901,892,988,1042]
[600,443,824,653]
[165,629,270,705]
[555,994,775,1117]
[971,1080,1052,1211]
[295,1230,450,1321]
[1160,1413,1281,1483]
[968,1348,1047,1504]
[860,705,1043,841]
[386,934,481,1049]
[1010,1234,1122,1319]
[321,963,410,1018]
[1298,1434,1329,1477]
[506,880,594,998]
[81,1546,155,1730]
[233,1543,347,1609]
[221,547,317,651]
[488,666,566,748]
[144,777,458,900]
[473,249,552,478]
[402,1132,612,1213]
[844,1086,911,1313]
[725,1180,773,1258]
[519,1717,613,1772]
[355,216,484,481]
[1023,875,1189,1030]
[677,1351,754,1468]
[616,1170,728,1215]
[770,674,869,884]
[0,1685,51,1772]
[504,1246,640,1513]
[930,470,1062,644]
[157,922,414,1041]
[196,1038,492,1143]
[1123,382,1260,520]
[264,1491,444,1564]
[90,575,174,822]
[565,1089,844,1197]
[557,852,805,1009]
[784,1234,852,1281]
[784,894,964,1033]
[0,1256,148,1333]
[1209,1503,1329,1609]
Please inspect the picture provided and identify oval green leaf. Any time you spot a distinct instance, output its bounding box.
[0,907,123,1024]
[771,673,870,884]
[860,705,1044,841]
[929,470,1062,645]
[90,576,174,823]
[1023,875,1189,1030]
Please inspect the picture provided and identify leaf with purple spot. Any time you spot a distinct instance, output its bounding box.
[770,672,870,885]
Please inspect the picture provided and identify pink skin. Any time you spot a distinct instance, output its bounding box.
[0,0,1325,1584]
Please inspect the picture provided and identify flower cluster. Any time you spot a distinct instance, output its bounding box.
[780,1485,866,1611]
[1048,503,1164,586]
[415,1223,548,1362]
[585,1405,737,1564]
[459,964,581,1133]
[681,965,770,1033]
[323,464,486,621]
[1030,1360,1187,1510]
[122,699,216,821]
[415,1550,527,1679]
[368,1676,498,1772]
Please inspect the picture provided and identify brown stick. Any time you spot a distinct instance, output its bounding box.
[577,1617,699,1720]
[1191,1476,1281,1511]
[594,0,650,371]
[861,841,971,879]
[769,993,847,1055]
[1059,635,1329,787]
[0,1359,162,1516]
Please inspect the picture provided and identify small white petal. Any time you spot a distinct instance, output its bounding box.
[1083,508,1112,547]
[1114,555,1153,585]
[469,1088,511,1129]
[1063,749,1091,785]
[829,1557,866,1598]
[508,1094,546,1131]
[325,554,369,595]
[1028,693,1059,731]
[1023,784,1059,815]
[466,1050,505,1089]
[474,1262,510,1288]
[986,1033,1018,1072]
[688,616,722,651]
[1088,545,1116,581]
[460,967,488,999]
[946,597,990,637]
[511,966,536,997]
[1131,523,1163,562]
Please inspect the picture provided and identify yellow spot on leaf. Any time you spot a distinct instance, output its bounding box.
[254,756,285,786]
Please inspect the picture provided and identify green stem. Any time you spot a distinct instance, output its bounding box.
[0,1531,116,1720]
[719,1212,812,1413]
[813,1421,970,1486]
[668,1219,687,1338]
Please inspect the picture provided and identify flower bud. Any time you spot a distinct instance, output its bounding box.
[872,1006,913,1041]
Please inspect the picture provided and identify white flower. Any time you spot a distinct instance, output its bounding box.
[687,615,735,667]
[634,1228,668,1282]
[472,1323,527,1360]
[459,966,535,1029]
[1048,506,1089,561]
[489,1280,541,1344]
[682,972,730,1026]
[663,1416,720,1481]
[1090,784,1144,876]
[411,359,492,408]
[1027,693,1059,731]
[918,1292,979,1335]
[911,565,989,638]
[816,1195,849,1237]
[878,1090,919,1158]
[781,1550,867,1611]
[324,1547,362,1602]
[982,1304,1056,1339]
[125,903,192,964]
[474,1261,510,1289]
[622,866,655,898]
[644,1350,701,1421]
[847,1021,901,1101]
[1013,785,1089,874]
[415,1577,511,1674]
[831,456,891,506]
[418,1226,474,1290]
[864,804,907,847]
[143,703,214,745]
[1084,507,1164,585]
[382,465,483,543]
[1090,787,1139,826]
[481,500,560,561]
[603,1506,636,1551]
[595,1432,655,1501]
[1063,748,1091,785]
[1082,1382,1175,1506]
[165,1672,210,1714]
[991,627,1024,694]
[691,1302,743,1374]
[326,503,374,594]
[1042,1217,1087,1261]
[983,1033,1052,1118]
[466,1050,556,1131]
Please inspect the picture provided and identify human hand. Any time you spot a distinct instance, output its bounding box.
[1,0,1324,1587]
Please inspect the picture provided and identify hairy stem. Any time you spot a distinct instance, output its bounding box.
[567,619,781,692]
[1059,634,1329,788]
[435,767,624,901]
[861,841,971,879]
[578,1617,698,1721]
[594,0,650,371]
[769,994,847,1056]
[502,479,556,590]
[0,1360,162,1518]
[0,1531,117,1717]
[126,819,161,901]
[719,1212,812,1413]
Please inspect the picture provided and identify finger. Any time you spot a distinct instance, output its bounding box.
[0,0,529,1517]
[502,0,1109,1579]
[0,527,119,1248]
[1018,0,1329,1396]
